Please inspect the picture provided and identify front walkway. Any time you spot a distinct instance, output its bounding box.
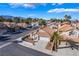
[33,40,48,49]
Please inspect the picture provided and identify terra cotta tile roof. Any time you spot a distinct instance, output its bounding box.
[37,26,54,37]
[59,24,72,32]
[61,34,79,43]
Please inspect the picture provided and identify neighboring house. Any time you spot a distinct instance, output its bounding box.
[59,24,73,32]
[3,22,11,27]
[3,22,17,27]
[71,37,79,43]
[17,23,28,28]
[31,22,39,28]
[0,22,6,28]
[61,32,79,44]
[47,22,58,29]
[75,22,79,30]
[60,23,79,44]
[2,22,28,28]
[59,23,79,36]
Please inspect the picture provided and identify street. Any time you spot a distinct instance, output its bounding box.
[0,29,30,45]
[0,43,50,56]
[0,28,50,56]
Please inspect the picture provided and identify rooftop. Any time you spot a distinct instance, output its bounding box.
[37,26,54,37]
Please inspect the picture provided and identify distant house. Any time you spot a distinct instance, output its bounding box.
[31,21,39,28]
[3,22,11,27]
[47,22,58,29]
[17,23,28,28]
[2,22,28,28]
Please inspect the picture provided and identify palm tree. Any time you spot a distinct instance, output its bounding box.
[64,15,68,20]
[64,15,71,20]
[50,31,61,51]
[64,15,71,23]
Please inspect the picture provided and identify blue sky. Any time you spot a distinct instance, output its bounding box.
[0,3,79,20]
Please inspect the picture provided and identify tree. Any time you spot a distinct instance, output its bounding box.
[39,19,46,26]
[0,16,5,22]
[6,18,13,22]
[50,31,61,51]
[26,17,33,24]
[12,17,20,23]
[50,18,64,23]
[50,18,57,22]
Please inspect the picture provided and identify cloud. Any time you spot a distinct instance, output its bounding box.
[40,3,47,6]
[9,3,35,8]
[52,3,56,5]
[57,3,64,5]
[48,8,79,13]
[9,3,47,8]
[52,3,64,6]
[27,14,35,17]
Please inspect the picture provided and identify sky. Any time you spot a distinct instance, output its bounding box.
[0,3,79,20]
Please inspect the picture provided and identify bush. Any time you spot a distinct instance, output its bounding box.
[22,35,30,41]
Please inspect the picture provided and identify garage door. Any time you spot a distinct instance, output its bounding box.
[39,37,50,41]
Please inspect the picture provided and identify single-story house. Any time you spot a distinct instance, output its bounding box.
[59,24,73,32]
[2,22,28,28]
[36,26,55,42]
[31,22,39,28]
[17,23,28,28]
[47,22,58,29]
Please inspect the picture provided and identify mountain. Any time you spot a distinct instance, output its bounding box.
[0,15,13,19]
[0,15,25,19]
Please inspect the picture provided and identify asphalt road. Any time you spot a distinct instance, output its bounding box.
[0,28,34,45]
[0,43,50,56]
[0,28,50,56]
